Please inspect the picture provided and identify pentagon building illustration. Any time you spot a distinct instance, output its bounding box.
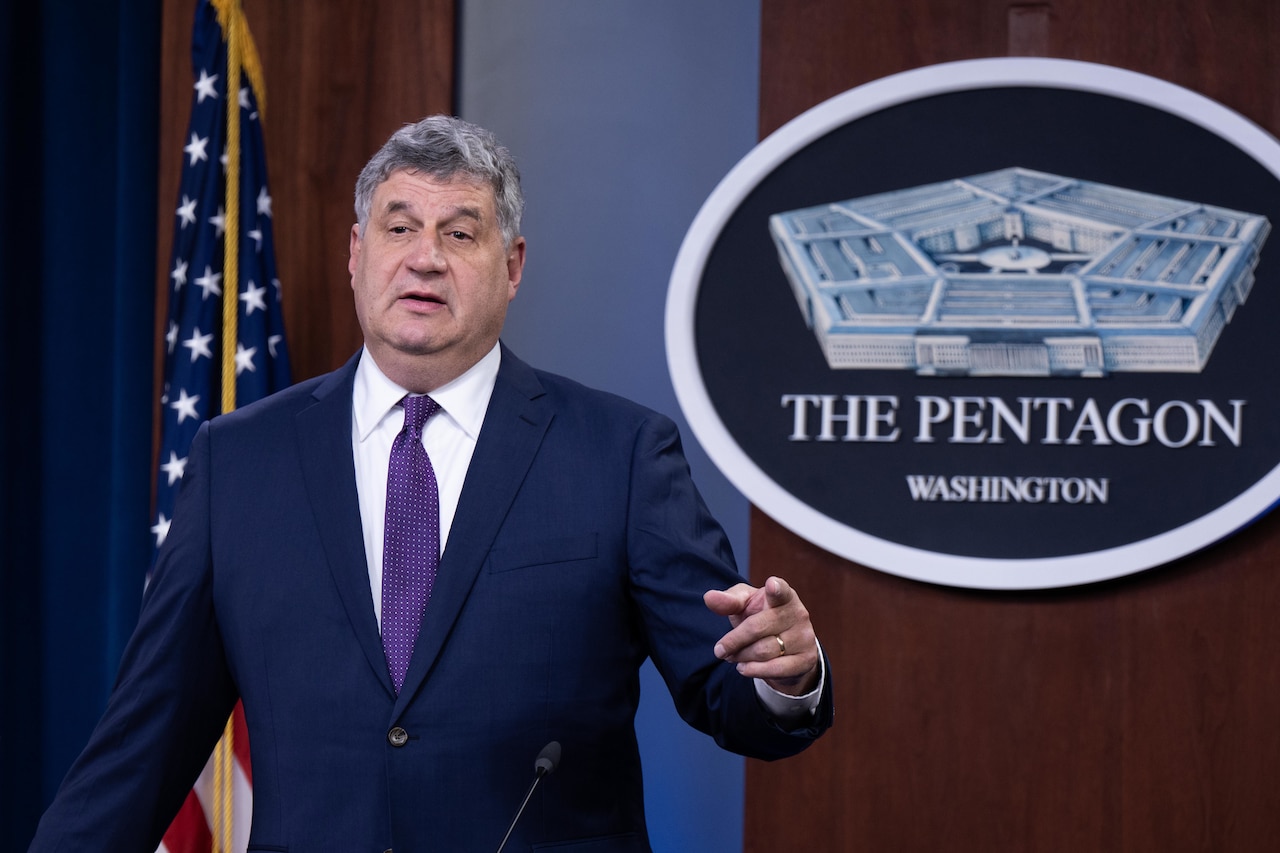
[769,168,1270,376]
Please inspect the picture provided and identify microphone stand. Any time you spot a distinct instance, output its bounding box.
[495,741,561,853]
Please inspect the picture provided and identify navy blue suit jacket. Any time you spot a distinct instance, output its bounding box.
[31,347,832,852]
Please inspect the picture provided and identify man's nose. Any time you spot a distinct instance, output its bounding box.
[406,233,447,271]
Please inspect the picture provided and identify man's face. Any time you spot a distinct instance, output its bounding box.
[349,169,525,390]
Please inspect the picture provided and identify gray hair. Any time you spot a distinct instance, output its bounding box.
[354,115,524,248]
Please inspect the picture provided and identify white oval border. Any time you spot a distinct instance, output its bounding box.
[666,58,1280,590]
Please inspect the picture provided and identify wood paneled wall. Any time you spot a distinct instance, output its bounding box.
[748,2,1280,851]
[156,0,455,386]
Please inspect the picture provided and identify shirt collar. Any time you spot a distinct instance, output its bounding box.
[353,343,501,442]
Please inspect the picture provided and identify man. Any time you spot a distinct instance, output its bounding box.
[30,116,832,852]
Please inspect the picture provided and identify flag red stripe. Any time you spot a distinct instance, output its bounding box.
[232,701,252,784]
[160,790,212,853]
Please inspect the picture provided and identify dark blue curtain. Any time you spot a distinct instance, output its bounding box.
[1,0,161,846]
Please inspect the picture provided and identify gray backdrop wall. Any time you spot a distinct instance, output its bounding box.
[459,2,762,850]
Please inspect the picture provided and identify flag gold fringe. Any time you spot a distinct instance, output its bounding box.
[210,0,267,119]
[213,715,235,853]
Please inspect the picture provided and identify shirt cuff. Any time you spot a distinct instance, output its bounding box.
[753,639,826,723]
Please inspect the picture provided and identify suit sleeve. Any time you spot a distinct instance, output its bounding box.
[624,413,833,760]
[29,423,238,852]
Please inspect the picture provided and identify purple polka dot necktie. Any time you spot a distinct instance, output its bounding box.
[381,394,441,694]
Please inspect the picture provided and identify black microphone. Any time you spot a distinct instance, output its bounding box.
[495,741,561,853]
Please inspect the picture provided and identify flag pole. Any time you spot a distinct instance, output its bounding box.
[220,0,242,418]
[213,1,243,849]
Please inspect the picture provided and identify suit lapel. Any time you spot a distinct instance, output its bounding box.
[393,347,551,716]
[295,353,395,697]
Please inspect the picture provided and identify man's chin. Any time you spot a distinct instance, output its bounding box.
[381,329,449,357]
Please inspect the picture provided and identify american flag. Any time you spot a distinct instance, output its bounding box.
[153,1,290,850]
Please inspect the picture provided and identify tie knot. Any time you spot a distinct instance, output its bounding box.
[400,394,439,438]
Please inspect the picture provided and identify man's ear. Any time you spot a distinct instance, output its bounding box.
[348,223,362,279]
[506,236,527,301]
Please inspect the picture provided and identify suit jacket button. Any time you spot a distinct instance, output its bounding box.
[387,727,409,747]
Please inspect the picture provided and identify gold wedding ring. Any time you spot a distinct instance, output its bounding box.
[776,635,786,657]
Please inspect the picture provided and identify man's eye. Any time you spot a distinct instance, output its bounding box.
[448,230,472,241]
[389,225,411,234]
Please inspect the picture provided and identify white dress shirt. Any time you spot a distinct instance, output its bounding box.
[352,343,501,626]
[350,343,823,717]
